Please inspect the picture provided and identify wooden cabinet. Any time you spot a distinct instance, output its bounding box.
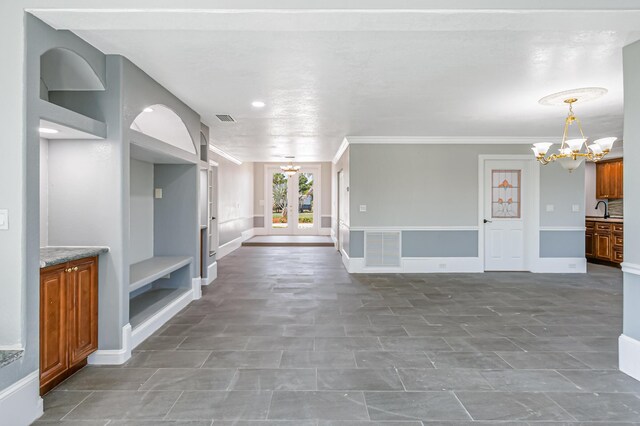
[596,158,623,199]
[40,256,98,395]
[585,220,623,265]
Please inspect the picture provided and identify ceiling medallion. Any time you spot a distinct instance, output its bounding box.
[280,158,300,176]
[532,87,616,172]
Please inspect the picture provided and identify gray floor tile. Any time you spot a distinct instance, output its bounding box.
[107,421,211,426]
[354,351,432,369]
[268,391,369,420]
[283,325,346,337]
[221,324,286,337]
[177,336,249,350]
[247,336,314,351]
[318,422,423,426]
[548,392,640,421]
[568,351,619,369]
[166,390,272,420]
[479,370,581,392]
[124,351,211,368]
[558,369,640,393]
[58,368,157,391]
[64,390,182,420]
[444,337,523,352]
[397,369,493,391]
[280,351,357,368]
[40,391,94,421]
[136,336,187,350]
[365,391,470,421]
[429,351,512,369]
[455,391,573,421]
[402,324,471,337]
[317,368,404,390]
[495,351,591,370]
[229,368,316,390]
[315,337,382,351]
[139,368,236,390]
[379,337,451,352]
[201,351,282,368]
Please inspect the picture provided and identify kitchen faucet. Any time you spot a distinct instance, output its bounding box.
[595,200,610,219]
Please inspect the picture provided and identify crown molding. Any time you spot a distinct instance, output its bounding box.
[209,143,243,165]
[345,136,550,145]
[332,137,350,164]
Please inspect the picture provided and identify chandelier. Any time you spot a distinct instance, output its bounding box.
[280,160,300,176]
[532,88,617,172]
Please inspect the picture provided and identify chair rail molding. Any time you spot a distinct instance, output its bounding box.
[621,262,640,276]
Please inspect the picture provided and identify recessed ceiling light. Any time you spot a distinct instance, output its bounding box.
[143,107,154,113]
[39,127,59,134]
[251,101,265,108]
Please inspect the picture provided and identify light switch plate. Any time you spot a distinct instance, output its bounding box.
[154,188,163,199]
[0,209,7,230]
[546,204,554,212]
[572,204,580,212]
[359,205,367,212]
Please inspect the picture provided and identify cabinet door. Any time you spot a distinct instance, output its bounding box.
[68,257,98,366]
[40,265,68,389]
[595,233,611,260]
[596,162,611,198]
[585,231,595,258]
[612,160,623,199]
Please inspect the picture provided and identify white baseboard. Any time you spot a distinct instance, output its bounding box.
[533,257,587,273]
[88,323,132,365]
[402,257,483,273]
[0,371,43,426]
[206,261,217,285]
[619,334,640,382]
[192,277,202,299]
[622,262,640,276]
[131,289,194,349]
[340,248,351,272]
[217,228,256,259]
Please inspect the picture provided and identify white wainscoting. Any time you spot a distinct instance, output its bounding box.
[217,228,256,259]
[88,323,132,365]
[0,371,43,426]
[206,261,218,285]
[533,257,587,273]
[620,334,640,382]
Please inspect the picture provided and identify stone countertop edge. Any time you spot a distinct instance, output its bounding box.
[585,216,624,223]
[0,350,24,369]
[40,246,110,268]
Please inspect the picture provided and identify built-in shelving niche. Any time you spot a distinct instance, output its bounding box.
[128,135,198,332]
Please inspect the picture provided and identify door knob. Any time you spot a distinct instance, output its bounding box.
[484,219,492,224]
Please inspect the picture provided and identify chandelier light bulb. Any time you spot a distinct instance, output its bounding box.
[588,144,603,155]
[565,138,586,153]
[594,137,616,152]
[533,142,553,156]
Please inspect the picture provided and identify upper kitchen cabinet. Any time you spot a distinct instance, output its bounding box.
[596,158,623,199]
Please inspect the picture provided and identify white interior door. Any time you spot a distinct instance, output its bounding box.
[484,160,527,271]
[267,166,320,235]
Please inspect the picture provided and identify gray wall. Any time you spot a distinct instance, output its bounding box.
[214,153,254,246]
[623,40,640,341]
[40,138,49,246]
[347,144,586,259]
[130,159,154,264]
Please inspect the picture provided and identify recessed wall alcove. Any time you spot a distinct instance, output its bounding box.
[130,104,197,155]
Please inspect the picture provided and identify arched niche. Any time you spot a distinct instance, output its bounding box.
[130,104,197,155]
[40,48,105,98]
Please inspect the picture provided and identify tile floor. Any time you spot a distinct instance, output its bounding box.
[36,247,640,425]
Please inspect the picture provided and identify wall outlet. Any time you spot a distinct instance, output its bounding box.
[359,205,367,212]
[572,204,580,212]
[154,188,163,199]
[546,204,554,212]
[0,209,8,230]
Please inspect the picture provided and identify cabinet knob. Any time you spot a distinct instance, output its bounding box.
[65,268,72,273]
[73,266,78,271]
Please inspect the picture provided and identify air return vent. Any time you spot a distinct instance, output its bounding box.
[216,114,235,122]
[365,231,401,267]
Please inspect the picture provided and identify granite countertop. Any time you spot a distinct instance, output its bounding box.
[40,246,110,268]
[0,350,23,368]
[586,216,624,223]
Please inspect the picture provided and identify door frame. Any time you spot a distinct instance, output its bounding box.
[478,155,540,272]
[264,164,322,235]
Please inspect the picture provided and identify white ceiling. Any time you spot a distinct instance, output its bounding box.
[33,5,640,161]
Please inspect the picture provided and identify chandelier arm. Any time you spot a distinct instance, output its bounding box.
[561,114,571,149]
[574,116,586,140]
